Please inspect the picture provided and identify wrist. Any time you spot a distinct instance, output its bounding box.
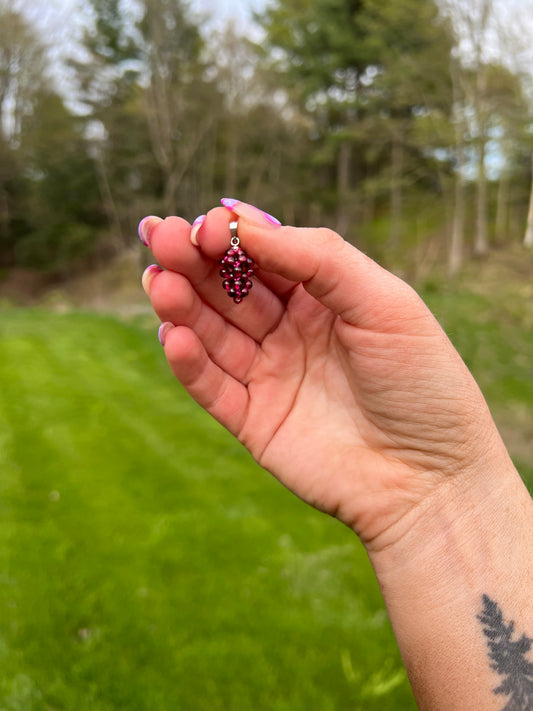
[366,449,531,597]
[364,455,533,710]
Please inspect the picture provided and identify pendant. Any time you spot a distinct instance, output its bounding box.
[219,221,255,304]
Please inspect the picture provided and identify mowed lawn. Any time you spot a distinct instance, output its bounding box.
[0,290,530,710]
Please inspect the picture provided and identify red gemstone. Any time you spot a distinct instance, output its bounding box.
[220,244,254,304]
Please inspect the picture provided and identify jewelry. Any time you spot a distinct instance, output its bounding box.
[219,221,255,304]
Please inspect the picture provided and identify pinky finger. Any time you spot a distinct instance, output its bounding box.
[160,323,249,437]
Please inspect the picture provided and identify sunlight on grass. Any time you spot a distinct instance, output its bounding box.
[0,309,413,710]
[0,296,530,709]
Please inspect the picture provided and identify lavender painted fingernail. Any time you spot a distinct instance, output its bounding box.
[221,198,281,226]
[138,215,162,247]
[190,214,206,246]
[221,198,240,210]
[158,322,174,346]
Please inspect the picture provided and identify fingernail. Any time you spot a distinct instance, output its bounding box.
[190,214,206,246]
[138,215,162,247]
[158,322,174,346]
[221,198,281,226]
[142,264,163,296]
[221,198,240,210]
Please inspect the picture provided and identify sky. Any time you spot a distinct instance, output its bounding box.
[14,0,268,71]
[33,0,267,33]
[13,0,533,80]
[192,0,266,24]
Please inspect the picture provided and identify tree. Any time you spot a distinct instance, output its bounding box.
[0,5,45,264]
[69,0,150,246]
[441,0,513,257]
[447,54,468,276]
[15,89,101,270]
[137,0,222,216]
[259,0,369,232]
[0,5,100,271]
[354,0,453,248]
[259,0,454,249]
[0,4,45,144]
[525,153,533,247]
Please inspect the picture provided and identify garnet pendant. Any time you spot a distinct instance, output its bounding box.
[219,221,254,304]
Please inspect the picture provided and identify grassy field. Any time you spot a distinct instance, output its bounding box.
[0,276,531,709]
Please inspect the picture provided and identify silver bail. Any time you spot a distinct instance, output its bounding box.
[229,220,239,247]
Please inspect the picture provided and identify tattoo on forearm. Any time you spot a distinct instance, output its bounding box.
[478,595,533,711]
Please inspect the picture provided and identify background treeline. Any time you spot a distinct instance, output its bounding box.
[1,0,532,280]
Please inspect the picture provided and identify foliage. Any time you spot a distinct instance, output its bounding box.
[0,0,532,273]
[258,0,456,244]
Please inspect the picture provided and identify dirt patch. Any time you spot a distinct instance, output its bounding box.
[0,248,152,314]
[0,269,60,306]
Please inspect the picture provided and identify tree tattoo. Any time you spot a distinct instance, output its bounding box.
[478,595,533,710]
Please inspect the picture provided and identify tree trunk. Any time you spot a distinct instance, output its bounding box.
[449,169,465,277]
[0,185,13,266]
[474,135,489,256]
[449,60,466,277]
[225,121,239,198]
[335,139,352,237]
[473,60,489,257]
[201,120,217,208]
[495,171,509,244]
[389,130,404,249]
[94,152,123,248]
[163,167,179,216]
[524,153,533,248]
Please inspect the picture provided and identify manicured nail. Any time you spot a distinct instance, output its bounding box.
[158,322,174,346]
[190,214,206,246]
[221,198,240,210]
[138,215,162,247]
[142,264,163,296]
[221,198,281,226]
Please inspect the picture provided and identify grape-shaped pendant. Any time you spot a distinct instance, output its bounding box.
[219,221,255,304]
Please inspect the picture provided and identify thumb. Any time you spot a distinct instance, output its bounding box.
[225,200,428,332]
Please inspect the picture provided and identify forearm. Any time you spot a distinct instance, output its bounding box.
[367,454,533,710]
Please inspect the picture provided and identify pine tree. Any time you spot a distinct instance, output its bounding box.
[258,0,454,246]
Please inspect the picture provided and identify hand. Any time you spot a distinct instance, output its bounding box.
[140,202,510,551]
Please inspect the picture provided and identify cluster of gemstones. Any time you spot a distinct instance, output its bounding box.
[219,244,255,304]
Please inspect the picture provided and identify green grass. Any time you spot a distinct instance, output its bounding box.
[0,309,411,710]
[424,286,533,488]
[0,288,530,710]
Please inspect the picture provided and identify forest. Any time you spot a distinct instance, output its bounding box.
[1,0,532,285]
